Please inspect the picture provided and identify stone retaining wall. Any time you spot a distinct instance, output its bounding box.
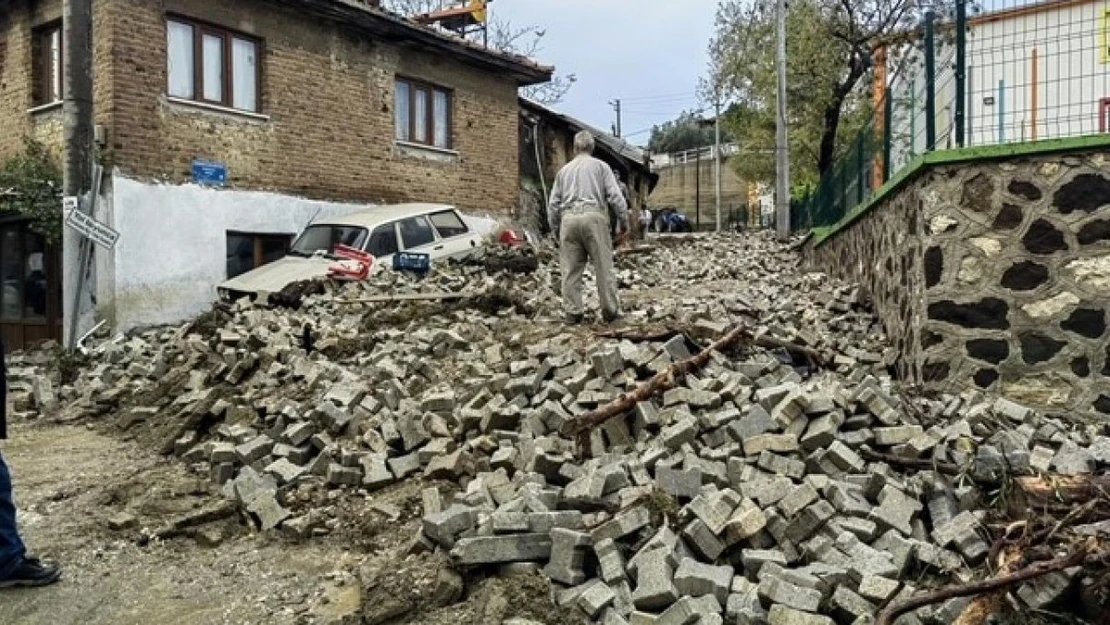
[807,148,1110,417]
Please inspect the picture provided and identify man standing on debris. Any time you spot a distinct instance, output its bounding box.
[548,131,629,324]
[0,341,61,589]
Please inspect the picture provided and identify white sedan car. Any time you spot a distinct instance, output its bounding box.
[217,203,488,302]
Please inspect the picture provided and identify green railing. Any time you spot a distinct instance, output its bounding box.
[794,0,1105,233]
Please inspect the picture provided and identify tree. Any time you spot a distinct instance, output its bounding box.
[0,137,63,244]
[709,0,920,185]
[647,110,731,154]
[380,0,576,104]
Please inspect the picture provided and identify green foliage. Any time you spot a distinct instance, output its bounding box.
[0,137,63,244]
[648,110,730,154]
[709,0,919,187]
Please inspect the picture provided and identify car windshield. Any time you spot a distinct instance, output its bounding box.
[289,225,368,258]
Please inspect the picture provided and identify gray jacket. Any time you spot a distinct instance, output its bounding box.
[1,340,7,440]
[548,155,629,234]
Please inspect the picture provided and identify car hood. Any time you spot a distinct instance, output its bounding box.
[218,255,334,296]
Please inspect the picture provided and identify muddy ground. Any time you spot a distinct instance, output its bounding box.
[0,419,586,625]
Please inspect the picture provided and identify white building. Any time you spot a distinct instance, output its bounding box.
[884,0,1109,171]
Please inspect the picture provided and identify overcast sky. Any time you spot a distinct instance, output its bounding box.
[492,0,719,146]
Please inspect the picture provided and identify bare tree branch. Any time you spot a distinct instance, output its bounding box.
[380,0,574,104]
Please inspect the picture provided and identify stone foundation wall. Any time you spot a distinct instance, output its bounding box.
[808,148,1110,417]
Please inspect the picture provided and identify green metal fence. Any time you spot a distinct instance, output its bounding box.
[793,0,1109,232]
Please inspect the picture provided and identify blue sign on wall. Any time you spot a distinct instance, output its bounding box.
[193,160,228,187]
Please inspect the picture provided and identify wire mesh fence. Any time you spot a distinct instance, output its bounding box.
[794,0,1110,233]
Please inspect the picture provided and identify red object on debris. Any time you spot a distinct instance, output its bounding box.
[499,229,526,248]
[327,245,375,281]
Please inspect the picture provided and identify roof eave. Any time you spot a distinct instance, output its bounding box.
[279,0,554,85]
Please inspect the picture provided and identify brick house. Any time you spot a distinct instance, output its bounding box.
[0,0,551,349]
[520,98,658,235]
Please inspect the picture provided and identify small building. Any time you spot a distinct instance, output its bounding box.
[0,0,551,350]
[520,98,658,231]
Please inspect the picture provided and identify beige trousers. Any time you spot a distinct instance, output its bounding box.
[560,211,620,318]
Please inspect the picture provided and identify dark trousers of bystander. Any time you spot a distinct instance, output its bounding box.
[0,451,26,578]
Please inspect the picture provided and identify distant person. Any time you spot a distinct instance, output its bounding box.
[0,340,61,589]
[639,207,652,239]
[548,131,629,324]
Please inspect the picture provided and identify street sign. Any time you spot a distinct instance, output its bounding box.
[62,196,78,212]
[65,209,119,250]
[193,160,228,187]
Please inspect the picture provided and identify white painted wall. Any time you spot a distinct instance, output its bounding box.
[885,0,1110,170]
[108,174,370,331]
[966,0,1110,146]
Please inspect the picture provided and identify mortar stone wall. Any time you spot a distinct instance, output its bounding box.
[809,149,1110,417]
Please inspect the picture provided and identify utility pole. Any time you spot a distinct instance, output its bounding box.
[714,94,722,233]
[774,0,791,240]
[610,99,622,137]
[63,0,95,349]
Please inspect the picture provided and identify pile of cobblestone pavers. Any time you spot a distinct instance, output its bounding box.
[6,233,1107,624]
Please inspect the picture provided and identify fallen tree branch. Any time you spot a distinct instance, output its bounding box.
[340,291,468,304]
[875,546,1094,625]
[953,544,1025,625]
[753,335,827,368]
[1013,475,1110,504]
[594,326,683,342]
[560,323,754,447]
[859,448,965,477]
[593,326,827,369]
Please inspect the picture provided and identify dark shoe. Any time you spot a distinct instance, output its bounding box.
[564,313,585,325]
[602,311,625,324]
[0,557,62,589]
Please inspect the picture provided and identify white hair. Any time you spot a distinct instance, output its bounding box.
[573,130,595,155]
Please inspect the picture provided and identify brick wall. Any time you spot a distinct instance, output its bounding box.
[105,0,522,213]
[0,0,117,162]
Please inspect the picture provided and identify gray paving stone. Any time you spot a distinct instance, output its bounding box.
[631,548,679,611]
[683,518,725,561]
[657,465,703,500]
[758,576,822,613]
[596,537,628,584]
[578,582,618,619]
[451,533,553,564]
[777,483,819,519]
[673,557,733,604]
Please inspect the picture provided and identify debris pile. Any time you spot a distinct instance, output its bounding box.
[5,233,1108,624]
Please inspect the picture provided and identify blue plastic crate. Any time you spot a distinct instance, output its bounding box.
[392,252,431,274]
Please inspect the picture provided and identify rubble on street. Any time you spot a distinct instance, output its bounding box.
[6,233,1109,624]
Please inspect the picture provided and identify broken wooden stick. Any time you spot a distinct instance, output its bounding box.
[593,326,827,369]
[561,323,754,445]
[753,334,827,368]
[875,546,1094,625]
[1013,475,1110,504]
[340,291,468,304]
[858,448,965,477]
[594,326,684,342]
[952,544,1025,625]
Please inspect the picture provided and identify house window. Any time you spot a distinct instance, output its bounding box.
[395,78,452,149]
[167,17,260,113]
[0,223,48,321]
[226,232,290,279]
[33,22,62,106]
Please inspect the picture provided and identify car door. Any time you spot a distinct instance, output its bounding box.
[427,209,481,258]
[397,215,442,258]
[365,221,401,265]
